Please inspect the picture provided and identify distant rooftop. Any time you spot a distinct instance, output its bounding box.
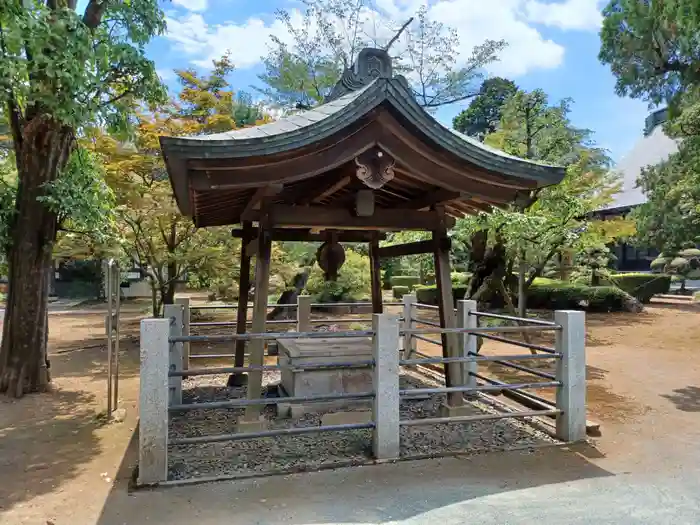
[601,108,679,213]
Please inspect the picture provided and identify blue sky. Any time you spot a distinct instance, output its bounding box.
[117,0,652,163]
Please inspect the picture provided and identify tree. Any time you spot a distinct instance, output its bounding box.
[258,0,506,110]
[94,58,268,316]
[599,0,700,108]
[632,91,700,252]
[452,77,518,139]
[0,0,165,396]
[453,89,626,312]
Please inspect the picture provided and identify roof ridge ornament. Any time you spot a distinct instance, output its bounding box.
[325,48,393,102]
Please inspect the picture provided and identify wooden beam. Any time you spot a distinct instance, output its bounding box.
[376,238,450,258]
[310,176,352,204]
[231,228,386,243]
[393,189,461,210]
[230,222,253,385]
[244,214,273,420]
[432,206,462,407]
[369,234,383,314]
[241,184,283,220]
[251,205,455,231]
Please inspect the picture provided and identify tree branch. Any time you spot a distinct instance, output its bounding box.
[83,0,107,30]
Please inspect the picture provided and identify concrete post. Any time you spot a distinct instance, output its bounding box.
[554,310,586,442]
[297,294,311,333]
[457,300,478,391]
[164,304,183,406]
[402,293,416,358]
[138,319,169,485]
[372,313,400,460]
[175,297,190,372]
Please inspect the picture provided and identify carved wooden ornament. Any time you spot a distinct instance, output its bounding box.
[355,148,395,190]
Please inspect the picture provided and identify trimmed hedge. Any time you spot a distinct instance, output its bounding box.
[391,275,421,290]
[450,272,472,285]
[607,273,671,303]
[392,285,409,299]
[416,278,639,312]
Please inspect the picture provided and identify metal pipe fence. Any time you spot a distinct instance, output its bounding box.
[137,301,587,486]
[470,311,557,326]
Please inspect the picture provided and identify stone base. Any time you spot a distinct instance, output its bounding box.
[439,402,474,418]
[277,399,371,419]
[321,410,372,426]
[236,417,268,433]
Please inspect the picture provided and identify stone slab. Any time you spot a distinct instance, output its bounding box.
[439,403,475,418]
[236,418,268,433]
[277,337,372,359]
[321,410,372,426]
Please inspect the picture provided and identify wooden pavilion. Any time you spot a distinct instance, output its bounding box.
[160,48,566,419]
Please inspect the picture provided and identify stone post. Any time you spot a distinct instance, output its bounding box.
[164,304,183,406]
[554,310,586,442]
[297,294,311,333]
[175,297,190,372]
[372,313,400,460]
[138,318,169,485]
[457,300,478,392]
[402,293,416,358]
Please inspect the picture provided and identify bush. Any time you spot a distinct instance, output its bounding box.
[415,285,468,305]
[607,272,671,303]
[392,285,409,299]
[305,250,370,303]
[450,272,472,285]
[527,280,639,312]
[391,275,421,290]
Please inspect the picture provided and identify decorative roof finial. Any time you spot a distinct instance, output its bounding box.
[325,48,393,102]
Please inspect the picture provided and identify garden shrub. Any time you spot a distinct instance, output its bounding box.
[450,272,472,285]
[305,250,370,303]
[415,285,468,305]
[606,272,671,303]
[392,285,409,299]
[391,275,421,290]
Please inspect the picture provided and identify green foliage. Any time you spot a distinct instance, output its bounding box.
[599,0,700,107]
[651,249,700,291]
[632,92,700,252]
[390,275,420,290]
[606,273,671,303]
[392,285,409,299]
[415,285,468,305]
[305,249,370,302]
[527,280,637,312]
[258,0,506,110]
[452,77,518,139]
[450,272,472,285]
[0,159,16,271]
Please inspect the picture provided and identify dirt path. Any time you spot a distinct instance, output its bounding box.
[0,300,698,524]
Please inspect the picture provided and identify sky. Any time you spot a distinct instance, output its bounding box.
[111,0,653,163]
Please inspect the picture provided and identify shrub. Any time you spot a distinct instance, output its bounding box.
[305,250,370,303]
[527,280,639,312]
[450,272,472,285]
[392,285,409,299]
[391,275,421,290]
[607,272,671,303]
[415,285,468,305]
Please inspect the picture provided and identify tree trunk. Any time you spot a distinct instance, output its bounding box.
[165,260,177,305]
[0,116,73,397]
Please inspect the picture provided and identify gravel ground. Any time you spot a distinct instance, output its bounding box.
[168,369,555,481]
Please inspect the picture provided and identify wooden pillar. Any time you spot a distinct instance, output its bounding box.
[228,221,253,387]
[432,207,463,408]
[369,233,383,314]
[244,217,272,420]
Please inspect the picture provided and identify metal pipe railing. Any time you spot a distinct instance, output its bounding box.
[191,301,403,310]
[470,372,555,406]
[399,381,560,397]
[400,353,559,367]
[169,422,375,446]
[485,358,557,380]
[169,359,375,377]
[399,409,560,427]
[190,319,297,327]
[403,325,559,336]
[412,318,441,327]
[309,318,373,324]
[170,329,375,343]
[412,334,442,346]
[169,390,375,411]
[477,332,557,354]
[414,303,440,310]
[470,311,557,326]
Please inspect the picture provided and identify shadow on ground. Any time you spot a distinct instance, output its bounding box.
[0,389,102,516]
[95,442,613,525]
[662,386,700,412]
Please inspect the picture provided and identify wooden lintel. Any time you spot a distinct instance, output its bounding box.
[241,184,283,220]
[309,176,352,204]
[395,189,462,210]
[231,228,387,243]
[249,205,455,231]
[377,238,450,258]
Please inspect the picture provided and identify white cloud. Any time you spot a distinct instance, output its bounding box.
[524,0,603,31]
[172,0,208,13]
[162,0,605,78]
